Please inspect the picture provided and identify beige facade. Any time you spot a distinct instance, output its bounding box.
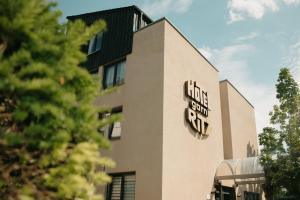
[95,18,261,200]
[219,80,258,160]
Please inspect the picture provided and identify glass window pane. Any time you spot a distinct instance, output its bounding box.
[110,176,122,200]
[95,32,103,51]
[110,121,121,138]
[124,175,135,200]
[133,13,139,31]
[99,113,111,138]
[107,174,135,200]
[116,61,125,85]
[88,36,96,54]
[104,65,115,88]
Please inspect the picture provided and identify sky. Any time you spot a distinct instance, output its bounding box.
[56,0,300,134]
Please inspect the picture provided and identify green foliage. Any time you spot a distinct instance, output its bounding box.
[0,0,115,199]
[259,68,300,199]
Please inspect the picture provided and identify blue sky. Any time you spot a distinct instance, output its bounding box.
[56,0,300,133]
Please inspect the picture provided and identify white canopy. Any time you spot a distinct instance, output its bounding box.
[215,157,265,185]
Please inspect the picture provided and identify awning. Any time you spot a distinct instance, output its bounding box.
[215,157,265,185]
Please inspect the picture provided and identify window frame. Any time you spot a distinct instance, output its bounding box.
[108,106,122,140]
[88,31,104,55]
[244,191,260,200]
[103,59,126,89]
[133,13,139,32]
[106,171,136,200]
[99,106,123,140]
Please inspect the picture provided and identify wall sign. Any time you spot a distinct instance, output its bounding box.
[185,80,210,135]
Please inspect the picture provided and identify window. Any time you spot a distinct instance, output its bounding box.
[106,172,136,200]
[244,192,260,200]
[103,60,125,89]
[141,18,147,28]
[88,32,103,54]
[133,13,139,31]
[99,106,122,140]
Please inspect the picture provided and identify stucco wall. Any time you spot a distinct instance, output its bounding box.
[96,20,165,200]
[219,80,258,159]
[95,18,259,200]
[219,82,233,160]
[162,20,224,200]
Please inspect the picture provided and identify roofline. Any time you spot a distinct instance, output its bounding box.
[131,5,152,22]
[67,6,130,20]
[67,5,153,22]
[134,17,219,72]
[220,79,254,108]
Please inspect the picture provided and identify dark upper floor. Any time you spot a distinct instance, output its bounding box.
[67,5,152,73]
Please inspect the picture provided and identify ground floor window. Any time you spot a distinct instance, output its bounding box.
[244,192,260,200]
[106,172,136,200]
[215,184,236,200]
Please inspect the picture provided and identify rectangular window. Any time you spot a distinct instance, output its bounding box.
[110,121,121,139]
[106,172,136,200]
[99,106,122,140]
[88,32,103,54]
[103,60,126,89]
[244,192,260,200]
[133,13,139,31]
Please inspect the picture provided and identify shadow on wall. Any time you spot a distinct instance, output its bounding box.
[247,142,257,157]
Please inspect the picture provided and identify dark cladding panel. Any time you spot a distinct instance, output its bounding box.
[67,6,141,72]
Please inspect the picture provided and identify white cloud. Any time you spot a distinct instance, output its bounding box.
[227,0,300,23]
[142,0,193,17]
[199,44,277,134]
[227,0,279,23]
[236,32,259,42]
[283,0,300,5]
[228,10,245,23]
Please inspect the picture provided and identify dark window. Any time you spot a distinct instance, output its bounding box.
[244,192,260,200]
[141,17,147,28]
[99,106,122,140]
[88,32,103,54]
[103,60,125,89]
[106,172,135,200]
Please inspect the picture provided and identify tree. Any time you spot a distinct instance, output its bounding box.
[0,0,116,199]
[259,68,300,199]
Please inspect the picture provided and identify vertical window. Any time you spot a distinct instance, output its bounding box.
[88,32,103,54]
[133,13,139,31]
[106,172,136,200]
[110,121,121,139]
[103,60,126,89]
[99,106,122,140]
[115,61,125,85]
[104,65,115,88]
[140,17,147,28]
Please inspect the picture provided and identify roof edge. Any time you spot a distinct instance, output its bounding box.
[134,17,219,72]
[66,5,152,22]
[220,79,254,108]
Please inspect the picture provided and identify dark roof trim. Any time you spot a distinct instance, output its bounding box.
[135,17,219,72]
[67,5,152,23]
[220,79,254,108]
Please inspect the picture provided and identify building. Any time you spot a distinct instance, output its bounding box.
[67,5,265,200]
